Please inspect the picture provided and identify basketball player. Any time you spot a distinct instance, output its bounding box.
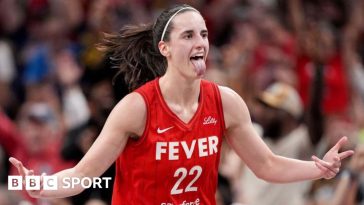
[10,4,354,205]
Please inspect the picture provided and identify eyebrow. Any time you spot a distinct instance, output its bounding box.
[201,29,208,34]
[180,29,208,35]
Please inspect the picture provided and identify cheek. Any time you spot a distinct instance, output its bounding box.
[205,40,210,50]
[172,46,190,61]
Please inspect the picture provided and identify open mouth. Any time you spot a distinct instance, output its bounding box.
[190,55,204,60]
[190,54,206,76]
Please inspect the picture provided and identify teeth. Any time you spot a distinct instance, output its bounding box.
[191,54,204,58]
[191,56,203,59]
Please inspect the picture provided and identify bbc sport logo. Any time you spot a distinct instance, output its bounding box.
[8,176,112,190]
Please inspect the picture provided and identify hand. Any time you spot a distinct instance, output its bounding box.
[311,136,354,179]
[55,51,83,87]
[9,157,45,198]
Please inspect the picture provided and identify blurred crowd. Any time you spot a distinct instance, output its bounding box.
[0,0,364,205]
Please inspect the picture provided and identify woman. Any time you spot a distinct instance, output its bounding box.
[10,4,354,205]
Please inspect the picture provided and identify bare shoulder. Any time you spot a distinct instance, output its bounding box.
[218,86,247,112]
[218,86,240,102]
[115,92,146,111]
[218,86,251,129]
[107,92,147,137]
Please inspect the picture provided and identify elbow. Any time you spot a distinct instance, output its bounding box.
[253,154,278,183]
[254,167,273,182]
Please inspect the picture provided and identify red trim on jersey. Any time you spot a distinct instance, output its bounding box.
[154,78,205,130]
[129,91,150,147]
[212,84,226,131]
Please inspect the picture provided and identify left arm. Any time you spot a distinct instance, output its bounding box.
[219,86,354,183]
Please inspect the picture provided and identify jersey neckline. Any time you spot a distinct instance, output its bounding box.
[155,78,204,130]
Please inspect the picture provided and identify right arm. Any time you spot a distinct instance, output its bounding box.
[10,92,146,198]
[219,86,353,183]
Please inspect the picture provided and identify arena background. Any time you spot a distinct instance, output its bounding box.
[1,0,364,204]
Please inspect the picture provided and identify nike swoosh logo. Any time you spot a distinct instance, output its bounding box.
[157,126,174,134]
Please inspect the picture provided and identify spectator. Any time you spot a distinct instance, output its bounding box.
[240,82,313,205]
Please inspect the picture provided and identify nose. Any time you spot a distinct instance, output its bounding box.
[194,35,207,50]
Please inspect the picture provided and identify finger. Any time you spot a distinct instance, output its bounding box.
[312,155,337,174]
[315,161,337,179]
[314,161,334,179]
[40,173,46,190]
[330,136,348,152]
[333,157,341,168]
[335,167,340,173]
[332,161,341,169]
[314,161,328,172]
[339,150,355,160]
[312,155,333,167]
[9,157,19,165]
[9,157,22,171]
[312,156,332,172]
[9,157,27,177]
[41,172,46,178]
[25,170,35,188]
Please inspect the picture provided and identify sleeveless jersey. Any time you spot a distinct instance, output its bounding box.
[111,78,225,205]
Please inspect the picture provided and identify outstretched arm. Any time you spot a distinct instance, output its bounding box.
[219,86,354,183]
[9,92,146,198]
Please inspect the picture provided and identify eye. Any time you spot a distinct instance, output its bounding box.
[202,32,208,38]
[184,33,193,39]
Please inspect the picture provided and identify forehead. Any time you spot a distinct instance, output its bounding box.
[170,11,207,33]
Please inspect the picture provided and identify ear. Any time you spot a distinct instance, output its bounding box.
[158,41,170,57]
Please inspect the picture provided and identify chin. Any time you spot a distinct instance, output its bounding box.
[196,73,205,78]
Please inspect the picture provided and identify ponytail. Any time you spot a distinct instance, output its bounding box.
[99,24,166,92]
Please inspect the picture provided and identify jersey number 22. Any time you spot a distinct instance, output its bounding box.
[171,165,202,195]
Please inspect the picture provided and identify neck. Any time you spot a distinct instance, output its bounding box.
[159,74,201,107]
